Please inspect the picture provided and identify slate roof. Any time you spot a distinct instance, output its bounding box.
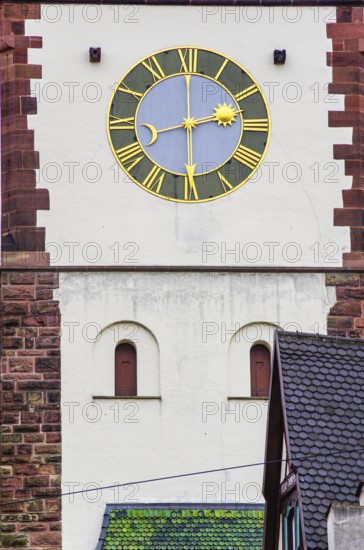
[278,332,364,550]
[96,504,264,549]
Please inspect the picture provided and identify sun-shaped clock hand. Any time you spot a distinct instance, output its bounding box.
[141,103,243,146]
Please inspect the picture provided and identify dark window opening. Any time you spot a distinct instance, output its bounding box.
[250,344,271,398]
[115,343,137,396]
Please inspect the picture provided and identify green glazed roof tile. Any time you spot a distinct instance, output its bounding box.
[100,508,264,549]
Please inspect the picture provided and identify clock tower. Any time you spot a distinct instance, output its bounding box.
[1,3,362,550]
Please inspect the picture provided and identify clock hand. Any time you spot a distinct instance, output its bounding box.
[141,106,244,146]
[184,75,198,199]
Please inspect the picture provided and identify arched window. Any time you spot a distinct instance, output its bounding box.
[250,344,271,398]
[115,343,137,396]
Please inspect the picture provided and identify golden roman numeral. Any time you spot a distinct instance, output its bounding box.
[215,59,228,80]
[218,171,233,193]
[116,142,144,171]
[142,165,165,193]
[118,82,143,100]
[233,145,261,170]
[235,84,259,103]
[142,56,165,82]
[178,48,198,73]
[109,116,135,130]
[244,118,269,132]
[184,169,198,200]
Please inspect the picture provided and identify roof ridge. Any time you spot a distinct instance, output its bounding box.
[277,330,364,346]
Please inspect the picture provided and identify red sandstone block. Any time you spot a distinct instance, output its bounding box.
[2,285,35,300]
[46,433,61,444]
[13,464,38,475]
[24,476,49,488]
[31,302,59,315]
[11,21,25,35]
[2,64,42,81]
[9,211,37,229]
[2,337,23,349]
[2,130,35,153]
[345,95,364,111]
[1,79,31,99]
[18,522,46,532]
[9,273,35,285]
[336,7,352,23]
[43,412,61,423]
[343,189,364,207]
[2,413,20,423]
[4,302,29,315]
[332,67,361,83]
[344,160,364,176]
[13,424,40,433]
[22,315,48,327]
[39,328,60,337]
[16,380,59,391]
[11,228,46,252]
[334,207,364,226]
[355,317,364,328]
[16,327,38,338]
[0,116,28,135]
[343,252,364,267]
[35,288,53,300]
[17,351,46,357]
[17,444,32,455]
[21,96,37,115]
[36,273,59,286]
[327,23,364,40]
[352,8,364,24]
[345,38,361,52]
[334,144,360,160]
[332,39,345,52]
[37,511,61,522]
[1,96,21,118]
[35,357,59,373]
[2,150,40,172]
[4,3,41,20]
[0,20,13,36]
[6,364,29,375]
[34,445,61,455]
[328,51,359,67]
[329,110,361,127]
[24,433,45,443]
[328,82,360,95]
[1,115,28,136]
[13,47,28,64]
[327,316,354,329]
[330,301,362,316]
[29,36,42,49]
[21,411,42,423]
[350,228,364,251]
[34,337,60,349]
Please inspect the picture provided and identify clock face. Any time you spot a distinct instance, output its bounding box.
[107,47,270,203]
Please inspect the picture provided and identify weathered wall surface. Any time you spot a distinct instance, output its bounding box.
[58,270,333,549]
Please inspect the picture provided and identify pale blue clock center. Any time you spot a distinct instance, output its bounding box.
[136,74,242,176]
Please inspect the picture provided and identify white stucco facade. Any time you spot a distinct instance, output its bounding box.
[27,6,351,266]
[58,271,334,549]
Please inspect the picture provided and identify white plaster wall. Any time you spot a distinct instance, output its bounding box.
[58,271,334,549]
[27,6,351,266]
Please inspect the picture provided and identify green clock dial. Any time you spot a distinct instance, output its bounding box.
[107,46,270,203]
